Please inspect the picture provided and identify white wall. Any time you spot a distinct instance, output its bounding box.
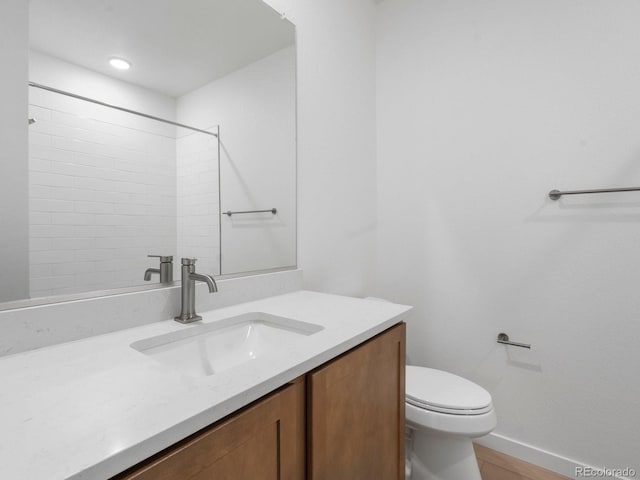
[376,0,640,474]
[264,0,378,296]
[177,47,295,275]
[28,53,178,297]
[0,0,29,302]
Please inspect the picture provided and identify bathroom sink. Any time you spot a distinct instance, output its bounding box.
[130,312,323,377]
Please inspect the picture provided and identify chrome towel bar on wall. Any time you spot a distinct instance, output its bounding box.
[497,333,531,349]
[222,208,277,217]
[549,186,640,200]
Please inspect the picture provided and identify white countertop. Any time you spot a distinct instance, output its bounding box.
[0,290,411,480]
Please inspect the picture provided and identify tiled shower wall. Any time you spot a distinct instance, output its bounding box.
[28,88,177,297]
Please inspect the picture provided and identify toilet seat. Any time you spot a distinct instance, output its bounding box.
[407,397,493,415]
[406,366,493,416]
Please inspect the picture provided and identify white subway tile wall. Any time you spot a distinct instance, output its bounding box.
[27,88,218,297]
[176,129,221,277]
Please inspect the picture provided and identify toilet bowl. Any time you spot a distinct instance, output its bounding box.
[405,366,497,480]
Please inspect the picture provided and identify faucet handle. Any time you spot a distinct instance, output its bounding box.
[148,255,173,263]
[181,258,197,266]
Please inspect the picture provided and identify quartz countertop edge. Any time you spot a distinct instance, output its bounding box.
[0,290,412,480]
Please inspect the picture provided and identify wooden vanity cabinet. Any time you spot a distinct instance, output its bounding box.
[114,378,306,480]
[113,323,405,480]
[307,322,405,480]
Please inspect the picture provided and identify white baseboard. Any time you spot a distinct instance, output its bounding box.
[475,433,633,480]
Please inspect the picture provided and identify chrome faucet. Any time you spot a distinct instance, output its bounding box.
[175,258,218,323]
[144,255,174,283]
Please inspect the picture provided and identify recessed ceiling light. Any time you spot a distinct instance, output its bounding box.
[109,57,131,70]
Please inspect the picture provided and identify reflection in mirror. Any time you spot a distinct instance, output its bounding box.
[0,0,296,307]
[28,82,220,298]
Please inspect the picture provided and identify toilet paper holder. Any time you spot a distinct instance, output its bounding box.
[497,333,531,349]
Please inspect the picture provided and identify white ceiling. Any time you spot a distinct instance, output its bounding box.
[29,0,295,97]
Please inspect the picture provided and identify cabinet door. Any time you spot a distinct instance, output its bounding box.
[307,323,406,480]
[115,378,305,480]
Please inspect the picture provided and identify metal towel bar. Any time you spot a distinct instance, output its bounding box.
[223,208,277,217]
[497,333,531,349]
[549,186,640,200]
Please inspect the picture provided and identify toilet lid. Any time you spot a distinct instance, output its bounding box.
[406,366,493,415]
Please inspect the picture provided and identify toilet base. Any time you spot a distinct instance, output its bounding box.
[409,428,481,480]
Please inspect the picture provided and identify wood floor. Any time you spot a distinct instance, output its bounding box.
[474,444,572,480]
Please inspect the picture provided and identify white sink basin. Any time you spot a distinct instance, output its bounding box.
[131,312,323,377]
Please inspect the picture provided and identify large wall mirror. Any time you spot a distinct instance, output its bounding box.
[1,0,296,307]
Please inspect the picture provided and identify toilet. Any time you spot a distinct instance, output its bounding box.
[405,366,497,480]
